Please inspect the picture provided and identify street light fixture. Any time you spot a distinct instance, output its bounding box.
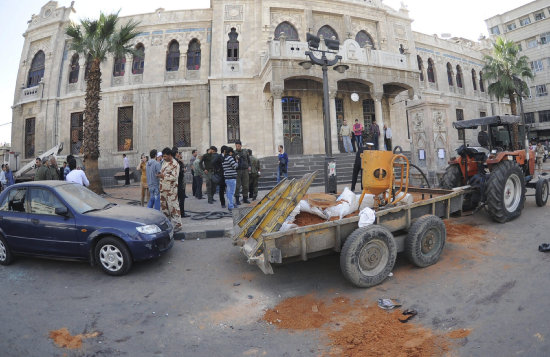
[299,33,349,193]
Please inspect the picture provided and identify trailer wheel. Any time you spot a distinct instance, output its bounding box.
[486,161,526,223]
[405,215,446,268]
[440,164,462,189]
[535,179,549,207]
[340,225,396,288]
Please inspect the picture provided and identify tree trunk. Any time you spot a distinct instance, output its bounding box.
[509,91,519,150]
[83,58,104,194]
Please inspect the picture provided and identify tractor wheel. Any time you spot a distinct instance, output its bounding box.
[340,225,396,288]
[405,215,446,268]
[485,161,526,223]
[535,179,549,207]
[440,165,463,189]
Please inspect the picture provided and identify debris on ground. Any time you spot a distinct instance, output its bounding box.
[48,328,100,349]
[538,243,550,252]
[377,298,402,310]
[263,295,454,356]
[398,309,418,323]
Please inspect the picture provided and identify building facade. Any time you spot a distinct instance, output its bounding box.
[11,0,509,181]
[486,0,550,140]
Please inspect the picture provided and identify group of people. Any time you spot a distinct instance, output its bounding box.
[338,118,392,153]
[0,163,15,191]
[33,155,89,186]
[188,140,261,211]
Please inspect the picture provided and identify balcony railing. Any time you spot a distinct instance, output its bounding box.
[20,85,41,103]
[262,40,410,72]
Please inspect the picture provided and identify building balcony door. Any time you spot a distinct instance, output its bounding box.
[282,97,303,155]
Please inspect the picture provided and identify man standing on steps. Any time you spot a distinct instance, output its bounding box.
[339,119,353,153]
[371,119,381,150]
[383,124,392,151]
[234,140,251,205]
[248,149,261,201]
[123,154,130,185]
[353,119,364,150]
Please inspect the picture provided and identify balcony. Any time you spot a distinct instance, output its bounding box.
[262,40,410,73]
[20,84,42,104]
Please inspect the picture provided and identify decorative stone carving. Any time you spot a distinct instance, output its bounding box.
[151,35,163,46]
[412,112,424,132]
[28,38,51,60]
[432,111,445,132]
[225,5,243,21]
[270,12,303,37]
[122,94,133,103]
[272,87,284,99]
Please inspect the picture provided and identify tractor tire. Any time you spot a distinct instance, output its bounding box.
[440,165,462,189]
[405,215,446,268]
[485,161,526,223]
[340,225,396,288]
[535,179,549,207]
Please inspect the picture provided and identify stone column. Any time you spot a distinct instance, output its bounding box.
[329,90,339,154]
[180,53,187,79]
[373,92,385,150]
[272,87,284,153]
[124,54,132,85]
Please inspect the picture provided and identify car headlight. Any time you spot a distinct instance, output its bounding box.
[136,224,161,234]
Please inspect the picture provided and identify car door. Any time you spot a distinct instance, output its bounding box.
[0,187,30,252]
[26,187,81,257]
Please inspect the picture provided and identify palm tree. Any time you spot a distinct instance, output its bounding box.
[66,12,140,194]
[483,37,533,148]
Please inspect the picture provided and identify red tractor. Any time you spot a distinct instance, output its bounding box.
[441,115,548,223]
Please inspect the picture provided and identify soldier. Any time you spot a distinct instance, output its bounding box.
[200,146,218,204]
[46,155,60,180]
[248,149,261,201]
[34,157,48,181]
[157,147,182,231]
[234,140,251,205]
[193,153,204,199]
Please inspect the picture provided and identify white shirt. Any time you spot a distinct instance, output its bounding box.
[123,157,129,169]
[385,127,392,139]
[66,169,90,186]
[0,170,6,185]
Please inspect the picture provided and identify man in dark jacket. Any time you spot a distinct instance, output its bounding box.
[173,148,190,218]
[200,146,218,204]
[248,149,261,201]
[234,140,250,205]
[214,146,227,208]
[351,142,374,192]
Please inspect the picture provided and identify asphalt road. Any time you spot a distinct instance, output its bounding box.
[1,194,550,356]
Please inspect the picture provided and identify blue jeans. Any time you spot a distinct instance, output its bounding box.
[147,186,160,210]
[355,134,363,149]
[225,179,236,209]
[343,136,353,153]
[277,167,288,183]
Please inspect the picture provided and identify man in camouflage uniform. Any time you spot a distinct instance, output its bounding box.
[248,149,261,201]
[158,147,182,231]
[234,140,251,205]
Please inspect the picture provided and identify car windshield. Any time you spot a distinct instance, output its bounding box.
[56,183,110,214]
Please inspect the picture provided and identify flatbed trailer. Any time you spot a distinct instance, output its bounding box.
[233,175,469,288]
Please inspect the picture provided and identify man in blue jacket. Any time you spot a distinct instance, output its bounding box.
[146,149,162,210]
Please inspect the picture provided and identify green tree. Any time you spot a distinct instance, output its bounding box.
[66,12,140,193]
[483,37,533,148]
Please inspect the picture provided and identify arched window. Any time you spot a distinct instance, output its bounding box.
[471,69,477,91]
[417,56,424,81]
[274,22,299,41]
[113,56,126,77]
[227,27,239,61]
[355,31,375,49]
[68,54,79,84]
[187,39,201,70]
[132,43,145,74]
[456,65,463,88]
[166,40,180,72]
[427,58,435,83]
[84,54,92,81]
[479,71,485,92]
[317,25,338,41]
[446,63,453,86]
[27,50,45,88]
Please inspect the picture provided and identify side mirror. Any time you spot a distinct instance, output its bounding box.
[55,206,69,216]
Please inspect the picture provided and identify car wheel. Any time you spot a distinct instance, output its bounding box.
[0,234,13,266]
[95,237,132,276]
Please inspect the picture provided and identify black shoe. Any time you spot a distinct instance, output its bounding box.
[208,199,214,204]
[182,213,191,218]
[235,198,241,206]
[252,196,257,201]
[221,204,226,208]
[242,198,250,204]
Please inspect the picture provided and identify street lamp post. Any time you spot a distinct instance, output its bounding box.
[299,33,348,193]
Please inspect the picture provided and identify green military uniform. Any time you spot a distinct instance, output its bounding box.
[46,165,59,180]
[35,165,48,181]
[249,155,261,200]
[234,146,250,203]
[200,151,218,202]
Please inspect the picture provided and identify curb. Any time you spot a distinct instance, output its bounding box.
[174,228,233,240]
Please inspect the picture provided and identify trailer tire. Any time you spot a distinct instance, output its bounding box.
[340,225,396,288]
[535,179,549,207]
[486,161,525,223]
[405,215,446,268]
[440,164,462,189]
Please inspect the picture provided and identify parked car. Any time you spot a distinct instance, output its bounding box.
[0,181,173,275]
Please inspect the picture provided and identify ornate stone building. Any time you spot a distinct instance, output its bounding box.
[11,0,509,180]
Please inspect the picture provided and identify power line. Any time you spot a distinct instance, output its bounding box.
[0,122,12,127]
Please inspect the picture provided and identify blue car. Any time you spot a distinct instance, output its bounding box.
[0,181,174,275]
